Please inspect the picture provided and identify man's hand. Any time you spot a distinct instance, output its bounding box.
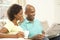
[32,34,45,40]
[42,31,45,38]
[16,31,24,38]
[36,34,45,38]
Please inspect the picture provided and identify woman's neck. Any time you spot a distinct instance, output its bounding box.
[12,18,18,26]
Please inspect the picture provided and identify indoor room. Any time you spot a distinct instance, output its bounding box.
[0,0,60,40]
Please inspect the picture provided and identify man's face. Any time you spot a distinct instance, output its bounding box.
[26,7,35,21]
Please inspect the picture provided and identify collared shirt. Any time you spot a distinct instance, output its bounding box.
[4,19,23,34]
[20,19,43,38]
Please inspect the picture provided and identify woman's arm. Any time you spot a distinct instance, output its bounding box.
[0,27,9,33]
[0,33,17,38]
[0,32,24,38]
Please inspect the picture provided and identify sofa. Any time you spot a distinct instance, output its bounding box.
[0,20,60,40]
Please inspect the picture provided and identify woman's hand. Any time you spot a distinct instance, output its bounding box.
[16,31,24,38]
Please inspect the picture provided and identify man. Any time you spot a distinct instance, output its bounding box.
[20,4,49,40]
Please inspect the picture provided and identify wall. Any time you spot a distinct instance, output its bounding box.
[55,0,60,23]
[0,0,18,19]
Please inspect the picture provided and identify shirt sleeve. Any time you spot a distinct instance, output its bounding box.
[4,23,12,32]
[17,26,24,32]
[37,20,43,31]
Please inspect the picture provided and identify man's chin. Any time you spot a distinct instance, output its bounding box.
[30,19,34,21]
[27,17,34,21]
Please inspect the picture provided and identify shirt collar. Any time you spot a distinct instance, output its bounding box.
[25,18,35,23]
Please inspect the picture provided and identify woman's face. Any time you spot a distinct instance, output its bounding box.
[15,10,24,22]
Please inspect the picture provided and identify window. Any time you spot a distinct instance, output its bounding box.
[0,0,18,19]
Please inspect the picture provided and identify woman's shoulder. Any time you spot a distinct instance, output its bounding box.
[4,19,14,28]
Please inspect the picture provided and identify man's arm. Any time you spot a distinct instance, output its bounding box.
[31,30,45,39]
[42,30,45,38]
[42,31,45,35]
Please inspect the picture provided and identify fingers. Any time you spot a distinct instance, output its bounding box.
[17,31,24,38]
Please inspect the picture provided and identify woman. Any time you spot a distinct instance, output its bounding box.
[0,4,24,38]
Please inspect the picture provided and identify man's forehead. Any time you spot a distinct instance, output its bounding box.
[26,5,35,10]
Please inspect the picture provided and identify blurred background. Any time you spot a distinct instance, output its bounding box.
[0,0,60,27]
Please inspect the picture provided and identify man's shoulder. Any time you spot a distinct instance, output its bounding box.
[22,18,28,23]
[4,20,13,27]
[34,19,40,22]
[20,19,27,26]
